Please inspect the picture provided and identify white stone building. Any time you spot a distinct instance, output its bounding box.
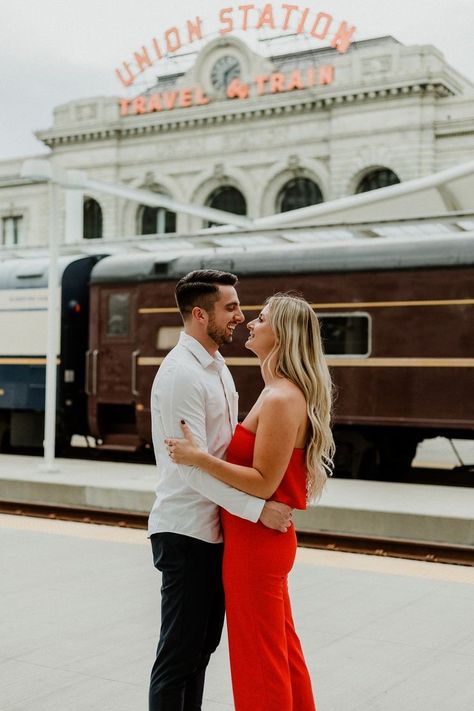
[1,34,474,252]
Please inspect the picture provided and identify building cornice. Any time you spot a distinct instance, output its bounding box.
[435,117,474,137]
[36,80,455,149]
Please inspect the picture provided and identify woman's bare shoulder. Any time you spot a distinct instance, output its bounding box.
[264,380,306,411]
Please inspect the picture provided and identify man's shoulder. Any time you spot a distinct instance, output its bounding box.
[159,342,198,370]
[153,345,203,389]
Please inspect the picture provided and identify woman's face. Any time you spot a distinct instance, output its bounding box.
[245,305,276,357]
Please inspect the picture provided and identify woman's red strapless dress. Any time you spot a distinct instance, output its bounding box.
[221,424,316,711]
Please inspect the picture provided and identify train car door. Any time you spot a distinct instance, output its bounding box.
[87,285,140,449]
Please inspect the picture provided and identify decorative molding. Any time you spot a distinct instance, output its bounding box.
[336,145,406,196]
[38,83,455,149]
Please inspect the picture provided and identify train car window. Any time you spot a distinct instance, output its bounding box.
[107,293,130,336]
[318,314,370,356]
[156,327,182,350]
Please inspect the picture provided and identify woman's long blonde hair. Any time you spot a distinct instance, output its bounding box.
[264,293,335,501]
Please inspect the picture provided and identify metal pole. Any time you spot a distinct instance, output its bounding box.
[40,180,60,472]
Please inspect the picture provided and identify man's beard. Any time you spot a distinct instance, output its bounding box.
[207,313,233,347]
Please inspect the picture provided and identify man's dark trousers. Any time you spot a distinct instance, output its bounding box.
[149,532,225,711]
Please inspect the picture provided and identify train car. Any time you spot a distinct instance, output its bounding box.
[0,255,104,450]
[87,234,474,478]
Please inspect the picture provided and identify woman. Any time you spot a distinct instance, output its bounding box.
[166,293,334,711]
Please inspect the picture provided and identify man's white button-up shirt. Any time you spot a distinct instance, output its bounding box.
[148,332,265,543]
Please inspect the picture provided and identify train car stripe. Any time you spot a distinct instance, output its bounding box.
[137,356,474,368]
[138,299,474,315]
[0,357,60,365]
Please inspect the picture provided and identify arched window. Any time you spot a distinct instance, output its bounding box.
[356,168,400,194]
[139,205,176,235]
[277,177,323,213]
[205,186,246,227]
[83,198,103,239]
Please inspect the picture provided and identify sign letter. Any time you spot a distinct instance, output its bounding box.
[179,89,193,108]
[133,97,147,114]
[287,70,304,90]
[219,7,234,35]
[319,65,334,85]
[310,12,332,40]
[165,27,182,53]
[331,21,356,53]
[195,87,210,105]
[256,4,275,30]
[152,38,163,60]
[270,73,285,93]
[255,75,269,95]
[115,62,135,88]
[163,91,178,110]
[148,94,163,112]
[296,7,309,33]
[239,4,255,31]
[281,4,299,30]
[187,17,203,42]
[119,99,130,117]
[134,47,152,73]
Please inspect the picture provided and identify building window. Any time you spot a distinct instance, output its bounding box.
[139,205,176,235]
[356,169,400,194]
[83,198,103,239]
[2,216,23,246]
[205,186,246,227]
[319,314,371,356]
[277,178,323,213]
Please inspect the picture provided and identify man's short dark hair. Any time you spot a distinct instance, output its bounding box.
[175,269,238,317]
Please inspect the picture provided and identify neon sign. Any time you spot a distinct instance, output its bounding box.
[115,4,356,89]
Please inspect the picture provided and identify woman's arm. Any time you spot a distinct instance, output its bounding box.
[167,390,303,498]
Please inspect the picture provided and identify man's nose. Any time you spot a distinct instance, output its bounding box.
[235,308,245,323]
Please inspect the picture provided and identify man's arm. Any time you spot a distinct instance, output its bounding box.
[156,365,265,522]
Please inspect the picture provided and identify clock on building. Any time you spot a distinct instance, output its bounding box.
[210,55,242,91]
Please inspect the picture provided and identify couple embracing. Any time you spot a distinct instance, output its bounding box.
[148,269,334,711]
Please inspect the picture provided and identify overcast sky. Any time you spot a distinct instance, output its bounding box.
[2,0,473,160]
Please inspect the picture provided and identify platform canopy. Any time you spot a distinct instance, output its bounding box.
[254,159,474,228]
[4,158,474,261]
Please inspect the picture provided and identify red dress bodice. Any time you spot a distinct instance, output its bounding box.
[226,424,308,510]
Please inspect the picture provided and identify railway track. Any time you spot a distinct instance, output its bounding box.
[1,499,473,567]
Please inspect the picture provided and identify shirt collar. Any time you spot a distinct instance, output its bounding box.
[179,332,225,371]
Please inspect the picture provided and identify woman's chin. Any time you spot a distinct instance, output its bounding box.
[244,339,256,353]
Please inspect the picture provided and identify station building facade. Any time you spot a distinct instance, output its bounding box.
[1,34,474,251]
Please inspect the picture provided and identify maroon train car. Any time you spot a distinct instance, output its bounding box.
[87,234,474,478]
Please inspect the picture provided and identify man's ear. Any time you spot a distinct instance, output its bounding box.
[191,305,207,324]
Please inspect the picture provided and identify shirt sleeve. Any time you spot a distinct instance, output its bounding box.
[156,365,265,523]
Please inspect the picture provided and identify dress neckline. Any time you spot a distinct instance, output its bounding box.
[236,423,305,451]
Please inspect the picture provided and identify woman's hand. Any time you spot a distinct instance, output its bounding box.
[165,421,202,466]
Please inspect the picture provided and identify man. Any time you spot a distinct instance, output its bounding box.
[148,270,292,711]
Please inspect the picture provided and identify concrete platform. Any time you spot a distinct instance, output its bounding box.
[1,514,474,711]
[0,452,473,546]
